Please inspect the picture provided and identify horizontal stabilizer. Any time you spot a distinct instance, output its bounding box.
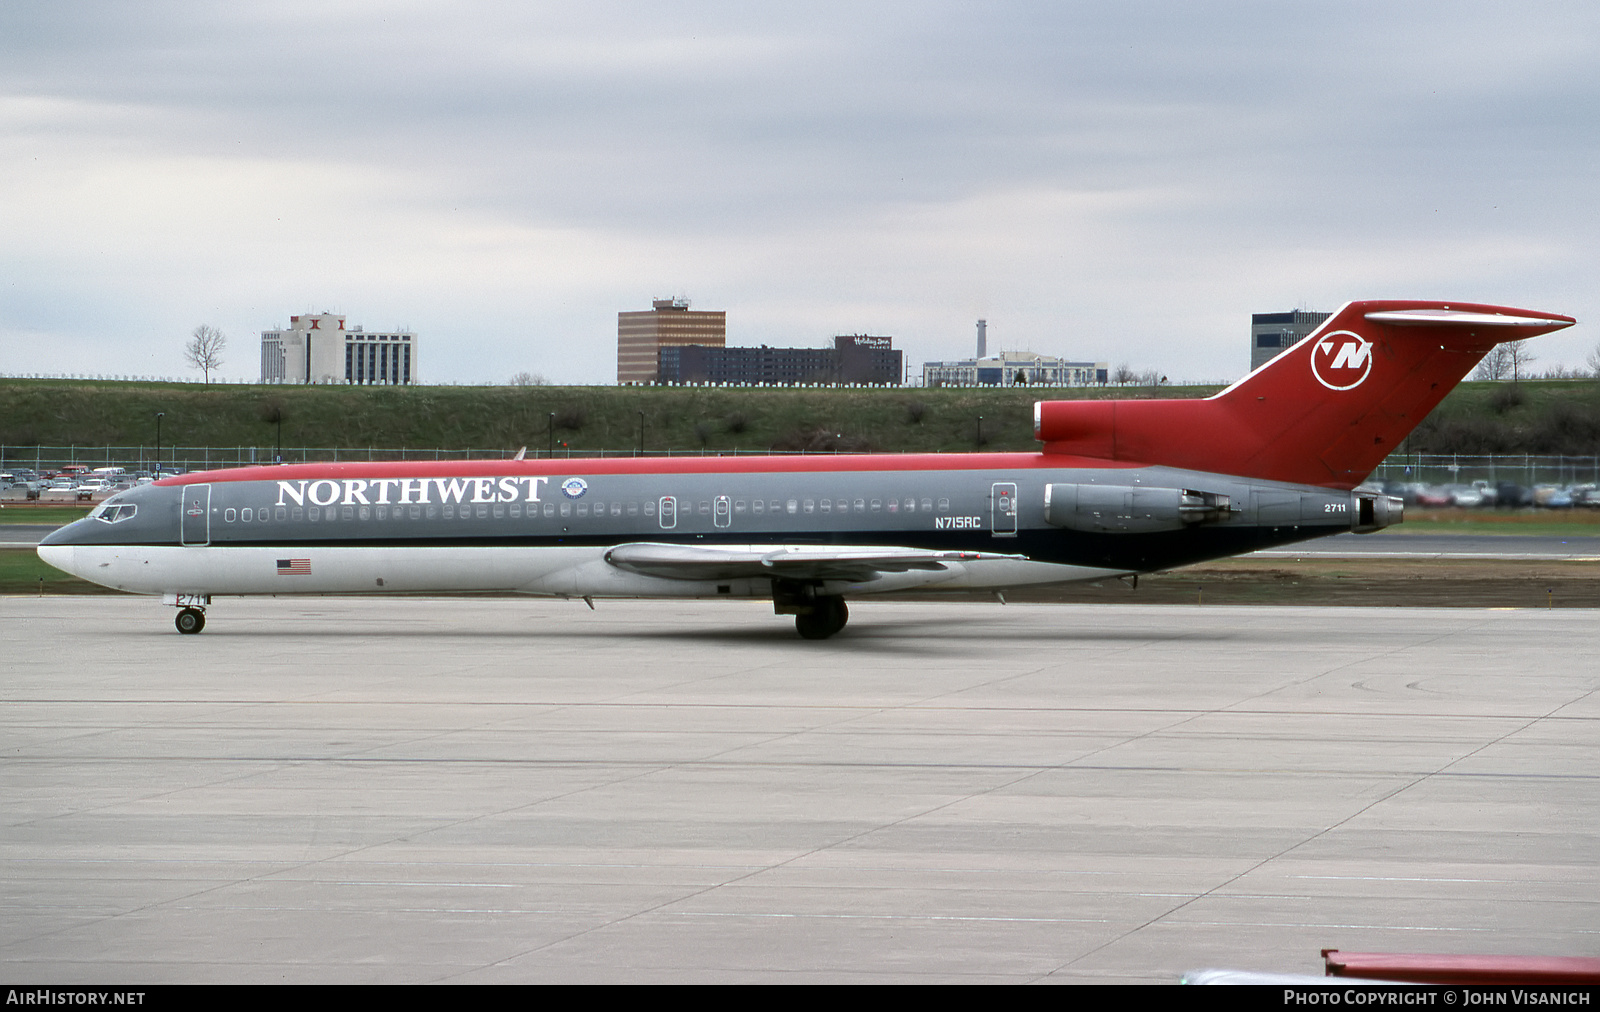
[1363,308,1573,328]
[604,542,1025,583]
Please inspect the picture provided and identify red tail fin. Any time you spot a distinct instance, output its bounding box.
[1035,300,1576,488]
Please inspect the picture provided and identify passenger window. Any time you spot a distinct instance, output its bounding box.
[854,499,865,513]
[920,498,932,512]
[276,507,287,521]
[819,499,830,513]
[627,502,639,515]
[293,507,304,521]
[444,506,455,519]
[904,498,916,512]
[224,508,237,523]
[698,501,710,515]
[544,503,555,517]
[803,499,814,513]
[611,503,622,517]
[734,499,747,513]
[309,507,320,521]
[560,502,571,517]
[786,499,798,514]
[359,506,370,521]
[342,506,354,520]
[242,507,253,522]
[493,505,505,518]
[576,504,588,516]
[887,500,898,513]
[753,500,764,514]
[376,506,387,520]
[937,498,950,510]
[870,499,881,512]
[643,500,655,515]
[426,506,438,519]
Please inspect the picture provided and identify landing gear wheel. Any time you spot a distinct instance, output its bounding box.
[794,596,848,640]
[175,608,206,635]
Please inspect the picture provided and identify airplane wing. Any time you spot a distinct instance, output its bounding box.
[603,542,1027,583]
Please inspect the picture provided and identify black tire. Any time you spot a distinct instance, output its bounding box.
[175,608,206,635]
[794,596,848,640]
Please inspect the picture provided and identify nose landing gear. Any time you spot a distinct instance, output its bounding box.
[162,594,212,634]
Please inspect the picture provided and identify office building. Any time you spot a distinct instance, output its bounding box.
[922,352,1107,388]
[260,313,417,385]
[1251,310,1330,371]
[617,299,726,384]
[657,334,902,386]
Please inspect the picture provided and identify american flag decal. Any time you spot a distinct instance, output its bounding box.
[276,558,311,576]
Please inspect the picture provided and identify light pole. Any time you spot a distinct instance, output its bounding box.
[154,412,164,472]
[547,412,555,459]
[637,410,645,457]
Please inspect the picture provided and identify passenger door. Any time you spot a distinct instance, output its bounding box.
[180,484,211,546]
[991,482,1018,537]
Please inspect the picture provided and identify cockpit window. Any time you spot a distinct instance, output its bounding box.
[92,504,137,523]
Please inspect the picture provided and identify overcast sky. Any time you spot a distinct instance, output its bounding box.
[2,1,1596,386]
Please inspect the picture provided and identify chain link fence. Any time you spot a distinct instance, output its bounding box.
[1367,454,1600,491]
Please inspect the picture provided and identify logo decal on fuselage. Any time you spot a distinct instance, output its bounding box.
[561,477,588,499]
[1310,331,1373,390]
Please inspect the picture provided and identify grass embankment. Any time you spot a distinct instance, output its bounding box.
[0,505,93,524]
[1399,508,1600,536]
[0,377,1214,456]
[1408,379,1600,454]
[0,549,102,595]
[7,377,1600,457]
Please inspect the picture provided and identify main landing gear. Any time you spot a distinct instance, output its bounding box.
[175,607,206,634]
[773,579,849,640]
[794,596,848,640]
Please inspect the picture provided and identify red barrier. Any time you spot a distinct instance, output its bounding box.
[1323,950,1600,985]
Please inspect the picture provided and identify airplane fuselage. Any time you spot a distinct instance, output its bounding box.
[40,453,1384,604]
[37,299,1575,638]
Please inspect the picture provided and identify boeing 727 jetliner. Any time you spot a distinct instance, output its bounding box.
[38,300,1575,638]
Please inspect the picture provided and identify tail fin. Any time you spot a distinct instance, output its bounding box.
[1035,300,1575,488]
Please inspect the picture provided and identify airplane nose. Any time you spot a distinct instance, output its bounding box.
[39,520,86,546]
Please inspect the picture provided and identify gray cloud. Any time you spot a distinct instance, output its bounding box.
[2,1,1596,387]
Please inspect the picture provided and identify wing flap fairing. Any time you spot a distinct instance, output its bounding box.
[604,543,1026,583]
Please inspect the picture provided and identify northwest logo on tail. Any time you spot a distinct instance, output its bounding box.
[1310,331,1373,390]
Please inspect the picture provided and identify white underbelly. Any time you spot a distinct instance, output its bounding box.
[37,544,1122,598]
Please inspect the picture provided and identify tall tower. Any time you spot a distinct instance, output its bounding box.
[617,298,727,384]
[976,319,987,358]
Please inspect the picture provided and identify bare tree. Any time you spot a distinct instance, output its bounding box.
[1473,345,1510,382]
[185,325,227,385]
[509,371,550,386]
[1506,340,1537,383]
[1113,363,1138,386]
[1587,341,1600,379]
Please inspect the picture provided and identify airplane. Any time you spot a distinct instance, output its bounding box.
[37,299,1575,639]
